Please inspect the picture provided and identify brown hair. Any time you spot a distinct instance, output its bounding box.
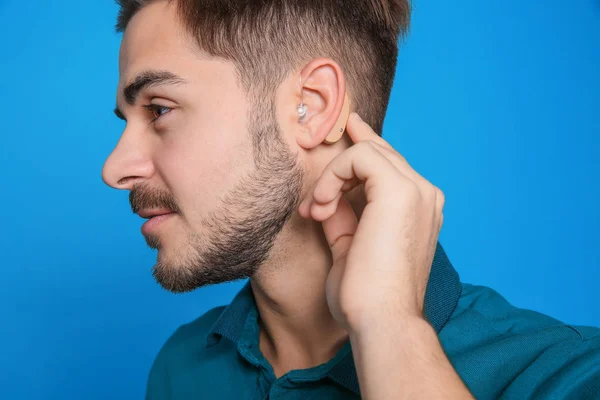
[115,0,410,137]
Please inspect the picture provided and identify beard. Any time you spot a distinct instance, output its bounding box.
[133,99,306,293]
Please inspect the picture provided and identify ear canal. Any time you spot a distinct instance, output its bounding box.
[324,93,351,144]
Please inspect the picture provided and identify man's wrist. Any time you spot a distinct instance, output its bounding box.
[346,306,429,338]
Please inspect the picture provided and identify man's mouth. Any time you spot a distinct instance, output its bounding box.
[137,208,175,219]
[138,209,177,235]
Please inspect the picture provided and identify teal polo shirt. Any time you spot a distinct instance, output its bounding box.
[145,242,600,399]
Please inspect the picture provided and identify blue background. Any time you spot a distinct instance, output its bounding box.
[1,1,599,399]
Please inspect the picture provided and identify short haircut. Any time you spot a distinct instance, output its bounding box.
[116,0,411,136]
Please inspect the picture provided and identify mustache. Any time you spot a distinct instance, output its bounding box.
[130,184,181,215]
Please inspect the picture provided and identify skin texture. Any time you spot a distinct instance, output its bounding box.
[103,1,474,397]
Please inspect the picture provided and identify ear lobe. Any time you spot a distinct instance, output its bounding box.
[324,93,351,144]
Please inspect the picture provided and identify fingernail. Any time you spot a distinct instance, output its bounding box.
[353,113,363,121]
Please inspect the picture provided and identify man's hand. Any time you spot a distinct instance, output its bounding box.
[298,113,473,399]
[298,112,444,332]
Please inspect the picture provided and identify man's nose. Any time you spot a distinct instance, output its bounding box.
[102,127,154,190]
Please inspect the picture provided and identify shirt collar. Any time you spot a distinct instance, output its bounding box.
[205,240,462,395]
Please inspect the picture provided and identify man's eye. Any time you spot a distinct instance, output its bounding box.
[143,104,172,123]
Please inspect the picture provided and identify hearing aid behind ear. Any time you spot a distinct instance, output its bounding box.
[324,93,351,144]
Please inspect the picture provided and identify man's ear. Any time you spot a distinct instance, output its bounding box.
[295,58,350,149]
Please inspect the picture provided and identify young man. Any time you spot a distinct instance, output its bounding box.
[103,1,600,398]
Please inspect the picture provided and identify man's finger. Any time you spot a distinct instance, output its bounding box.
[345,113,394,151]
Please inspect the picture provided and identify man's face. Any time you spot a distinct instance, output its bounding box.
[102,1,306,292]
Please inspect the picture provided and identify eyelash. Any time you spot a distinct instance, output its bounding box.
[142,104,172,123]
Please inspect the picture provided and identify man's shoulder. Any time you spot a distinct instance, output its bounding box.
[161,305,227,353]
[145,306,229,399]
[441,282,600,399]
[149,305,228,372]
[451,282,599,340]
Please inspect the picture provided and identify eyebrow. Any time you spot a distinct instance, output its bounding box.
[113,69,187,121]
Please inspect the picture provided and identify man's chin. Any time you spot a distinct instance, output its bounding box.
[144,233,161,250]
[152,260,198,293]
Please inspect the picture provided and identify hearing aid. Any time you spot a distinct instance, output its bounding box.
[298,92,351,144]
[324,92,351,144]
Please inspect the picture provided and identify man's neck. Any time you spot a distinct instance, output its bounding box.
[254,284,349,378]
[249,188,366,377]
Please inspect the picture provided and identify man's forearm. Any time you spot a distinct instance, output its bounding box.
[349,315,475,399]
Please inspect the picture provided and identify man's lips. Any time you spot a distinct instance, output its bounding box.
[138,212,177,235]
[137,208,175,219]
